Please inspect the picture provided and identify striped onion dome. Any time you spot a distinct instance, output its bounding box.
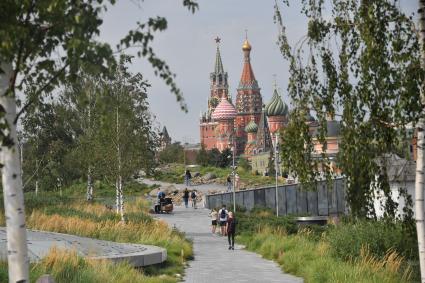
[211,97,237,120]
[265,89,288,117]
[245,120,258,133]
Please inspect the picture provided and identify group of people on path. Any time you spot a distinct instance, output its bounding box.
[209,205,236,250]
[183,187,198,208]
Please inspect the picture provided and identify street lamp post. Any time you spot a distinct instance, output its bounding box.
[231,137,236,213]
[274,132,280,217]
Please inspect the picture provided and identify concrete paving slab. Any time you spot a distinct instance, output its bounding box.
[0,228,166,267]
[157,206,303,283]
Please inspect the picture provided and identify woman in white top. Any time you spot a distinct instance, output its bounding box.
[209,208,218,234]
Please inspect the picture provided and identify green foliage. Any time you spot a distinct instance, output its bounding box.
[195,147,232,168]
[274,0,424,217]
[237,210,298,235]
[238,157,251,171]
[21,58,159,198]
[237,211,418,282]
[196,145,209,166]
[238,230,414,283]
[327,219,418,261]
[159,142,184,164]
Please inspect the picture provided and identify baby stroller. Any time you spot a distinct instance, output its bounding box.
[160,197,173,213]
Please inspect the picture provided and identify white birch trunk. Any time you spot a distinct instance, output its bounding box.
[86,89,94,202]
[416,1,425,281]
[118,175,124,222]
[116,100,125,222]
[35,158,39,196]
[86,167,93,201]
[0,62,29,282]
[115,178,120,214]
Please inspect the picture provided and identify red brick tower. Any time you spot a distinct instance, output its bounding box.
[235,37,262,154]
[200,37,229,150]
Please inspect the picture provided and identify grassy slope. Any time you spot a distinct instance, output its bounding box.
[236,211,417,283]
[0,182,192,283]
[154,163,282,188]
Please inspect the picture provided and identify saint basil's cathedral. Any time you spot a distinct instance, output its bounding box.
[199,37,289,159]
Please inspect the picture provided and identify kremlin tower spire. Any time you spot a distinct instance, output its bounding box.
[208,36,229,114]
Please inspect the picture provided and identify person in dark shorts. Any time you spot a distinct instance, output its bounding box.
[218,205,228,236]
[183,188,189,208]
[209,208,218,234]
[227,211,236,250]
[191,190,197,208]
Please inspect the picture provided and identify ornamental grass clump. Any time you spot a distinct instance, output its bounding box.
[0,196,193,281]
[238,226,414,283]
[29,247,176,283]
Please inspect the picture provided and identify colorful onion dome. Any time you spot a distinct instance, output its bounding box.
[211,97,237,120]
[245,120,258,133]
[242,39,251,51]
[265,89,288,116]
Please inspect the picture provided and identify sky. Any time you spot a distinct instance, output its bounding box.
[99,0,416,144]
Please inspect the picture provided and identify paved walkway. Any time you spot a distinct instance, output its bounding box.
[157,206,303,283]
[0,228,166,267]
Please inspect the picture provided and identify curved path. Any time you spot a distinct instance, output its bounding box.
[157,206,303,283]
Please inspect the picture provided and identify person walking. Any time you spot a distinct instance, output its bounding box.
[234,173,240,191]
[209,208,218,234]
[185,169,192,186]
[218,205,228,236]
[191,190,197,208]
[183,188,189,208]
[227,211,236,250]
[226,175,232,192]
[155,189,165,213]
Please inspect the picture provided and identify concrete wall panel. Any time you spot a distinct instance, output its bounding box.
[317,183,329,216]
[243,190,255,211]
[254,189,266,208]
[286,185,297,214]
[264,188,276,210]
[296,188,308,214]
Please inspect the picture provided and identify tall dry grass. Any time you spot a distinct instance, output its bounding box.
[0,197,191,282]
[238,227,413,283]
[29,247,176,283]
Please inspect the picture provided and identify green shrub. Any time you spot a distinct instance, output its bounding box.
[326,220,418,261]
[237,211,297,235]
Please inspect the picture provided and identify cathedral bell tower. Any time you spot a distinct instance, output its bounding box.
[235,33,263,154]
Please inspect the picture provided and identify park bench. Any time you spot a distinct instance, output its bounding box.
[295,216,328,226]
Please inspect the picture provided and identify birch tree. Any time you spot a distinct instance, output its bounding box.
[416,1,425,280]
[275,0,423,216]
[0,1,197,281]
[96,56,156,222]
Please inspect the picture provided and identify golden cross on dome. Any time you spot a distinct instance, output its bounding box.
[273,74,277,89]
[215,36,221,44]
[245,29,248,40]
